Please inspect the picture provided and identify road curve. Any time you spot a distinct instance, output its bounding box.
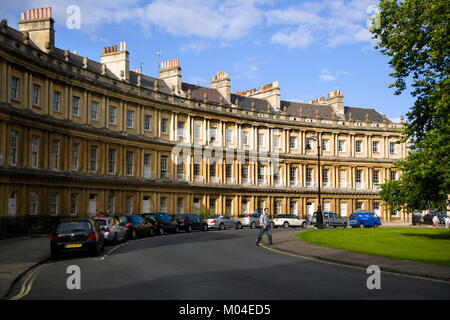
[15,228,450,300]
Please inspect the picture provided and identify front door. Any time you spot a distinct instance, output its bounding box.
[306,202,315,222]
[89,194,97,217]
[8,192,17,217]
[143,197,151,214]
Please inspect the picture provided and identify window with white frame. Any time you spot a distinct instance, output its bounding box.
[356,140,362,153]
[144,115,152,131]
[210,127,217,141]
[273,166,280,185]
[72,143,79,170]
[144,153,151,178]
[324,202,331,212]
[258,133,265,147]
[274,134,281,149]
[31,136,39,168]
[49,192,58,216]
[126,151,134,175]
[161,118,168,134]
[10,131,18,166]
[107,194,115,214]
[32,84,40,106]
[90,146,98,172]
[306,138,313,150]
[258,165,265,184]
[275,200,282,215]
[210,163,216,179]
[177,160,184,180]
[226,129,233,144]
[30,192,38,216]
[11,77,19,100]
[372,141,379,153]
[177,198,184,214]
[390,142,397,154]
[160,197,167,213]
[339,140,346,152]
[226,164,233,181]
[91,101,98,121]
[373,170,380,185]
[290,201,297,215]
[127,110,134,128]
[209,198,216,215]
[194,163,201,180]
[194,122,201,140]
[241,164,249,183]
[109,106,117,124]
[390,170,397,180]
[340,170,347,187]
[72,96,80,116]
[322,169,329,186]
[160,156,168,178]
[52,140,60,170]
[226,199,233,215]
[306,168,313,186]
[108,149,116,174]
[289,136,297,149]
[290,166,297,185]
[70,193,78,216]
[258,200,265,214]
[126,195,133,214]
[322,139,329,151]
[242,131,249,145]
[356,201,364,210]
[177,121,184,138]
[53,91,61,112]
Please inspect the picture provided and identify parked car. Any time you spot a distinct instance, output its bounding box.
[143,213,179,234]
[349,211,382,228]
[50,219,104,259]
[423,212,447,225]
[174,214,208,232]
[238,211,261,229]
[95,217,127,244]
[273,214,307,228]
[207,215,242,230]
[120,215,154,239]
[313,211,348,228]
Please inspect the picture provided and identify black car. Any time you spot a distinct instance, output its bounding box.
[174,214,208,232]
[423,212,447,225]
[118,215,154,239]
[143,213,179,234]
[50,219,104,259]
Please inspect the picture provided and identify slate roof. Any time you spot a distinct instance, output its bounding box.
[182,82,231,106]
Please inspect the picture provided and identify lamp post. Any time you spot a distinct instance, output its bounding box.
[306,133,324,229]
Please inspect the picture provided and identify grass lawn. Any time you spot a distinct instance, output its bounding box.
[297,228,450,266]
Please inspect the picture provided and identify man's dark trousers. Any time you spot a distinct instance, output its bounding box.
[256,226,272,245]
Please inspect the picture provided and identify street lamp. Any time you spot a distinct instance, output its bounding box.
[305,133,324,229]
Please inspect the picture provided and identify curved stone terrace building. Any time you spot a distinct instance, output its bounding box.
[0,8,409,222]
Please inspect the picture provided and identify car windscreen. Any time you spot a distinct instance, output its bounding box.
[58,221,91,233]
[350,214,356,219]
[274,214,285,218]
[175,215,186,220]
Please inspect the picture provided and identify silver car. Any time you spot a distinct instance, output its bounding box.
[207,215,242,230]
[95,217,127,244]
[238,211,261,229]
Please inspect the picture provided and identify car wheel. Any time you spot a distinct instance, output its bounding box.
[325,222,330,229]
[123,232,128,242]
[132,229,137,239]
[148,228,154,237]
[187,225,192,233]
[302,222,307,229]
[113,233,118,245]
[174,226,179,234]
[343,222,347,229]
[283,222,289,229]
[203,224,208,231]
[269,222,275,229]
[251,222,255,229]
[219,223,225,230]
[236,222,242,229]
[359,223,364,228]
[373,223,379,228]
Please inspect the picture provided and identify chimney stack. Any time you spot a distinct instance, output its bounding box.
[327,90,344,116]
[211,71,230,102]
[100,41,130,82]
[236,81,281,111]
[159,58,182,94]
[19,7,54,53]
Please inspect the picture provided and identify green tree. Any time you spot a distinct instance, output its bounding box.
[371,0,449,212]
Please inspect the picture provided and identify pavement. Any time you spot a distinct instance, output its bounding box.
[0,235,50,299]
[263,228,450,283]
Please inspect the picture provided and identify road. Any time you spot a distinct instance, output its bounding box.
[10,228,450,300]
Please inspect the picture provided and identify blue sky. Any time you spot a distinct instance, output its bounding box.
[1,0,414,122]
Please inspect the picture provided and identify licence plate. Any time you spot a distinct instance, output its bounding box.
[65,244,82,249]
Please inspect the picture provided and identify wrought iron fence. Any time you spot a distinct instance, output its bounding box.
[0,215,72,239]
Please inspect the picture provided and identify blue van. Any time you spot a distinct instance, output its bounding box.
[349,211,382,228]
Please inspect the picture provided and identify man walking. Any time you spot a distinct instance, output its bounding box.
[256,208,273,246]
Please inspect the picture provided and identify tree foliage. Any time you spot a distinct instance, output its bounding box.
[371,0,449,211]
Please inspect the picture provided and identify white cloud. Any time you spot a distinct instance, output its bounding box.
[319,68,348,82]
